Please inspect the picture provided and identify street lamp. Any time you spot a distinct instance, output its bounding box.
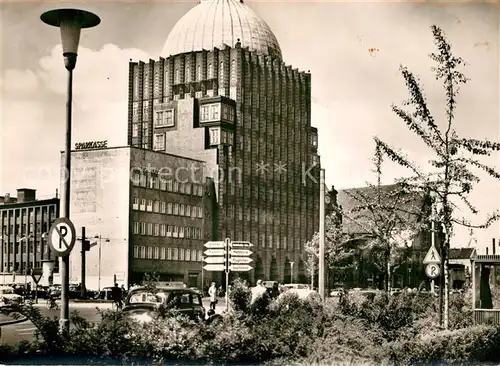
[94,235,110,292]
[41,8,100,333]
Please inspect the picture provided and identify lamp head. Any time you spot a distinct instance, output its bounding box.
[41,8,100,70]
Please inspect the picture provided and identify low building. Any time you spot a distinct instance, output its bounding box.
[0,189,60,286]
[65,145,215,290]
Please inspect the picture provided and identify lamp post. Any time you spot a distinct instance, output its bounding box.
[290,261,295,284]
[94,235,110,292]
[41,8,100,332]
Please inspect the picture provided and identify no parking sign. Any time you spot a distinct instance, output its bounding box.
[48,218,76,257]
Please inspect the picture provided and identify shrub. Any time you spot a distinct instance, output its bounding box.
[390,325,500,364]
[228,277,251,312]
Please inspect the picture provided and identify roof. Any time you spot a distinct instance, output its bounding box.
[162,0,282,60]
[449,248,475,260]
[336,183,428,236]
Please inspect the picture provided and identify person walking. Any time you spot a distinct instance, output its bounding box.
[111,283,123,310]
[208,282,217,310]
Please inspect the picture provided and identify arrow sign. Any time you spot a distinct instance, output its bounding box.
[204,249,226,256]
[204,256,226,264]
[204,241,226,249]
[423,245,441,264]
[229,264,252,272]
[203,264,226,271]
[230,249,252,256]
[230,241,253,248]
[230,257,253,264]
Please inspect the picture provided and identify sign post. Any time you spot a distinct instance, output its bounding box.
[423,233,441,294]
[30,268,43,304]
[48,217,76,329]
[203,239,254,312]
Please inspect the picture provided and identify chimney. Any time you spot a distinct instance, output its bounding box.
[3,193,11,203]
[16,189,36,203]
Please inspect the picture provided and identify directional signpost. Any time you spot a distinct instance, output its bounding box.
[423,242,441,293]
[203,238,254,311]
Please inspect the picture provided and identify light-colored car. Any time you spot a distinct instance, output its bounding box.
[0,286,23,306]
[330,288,345,297]
[282,284,311,291]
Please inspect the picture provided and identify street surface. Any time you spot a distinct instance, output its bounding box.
[0,298,225,346]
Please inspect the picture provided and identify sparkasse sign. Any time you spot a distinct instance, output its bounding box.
[74,140,108,150]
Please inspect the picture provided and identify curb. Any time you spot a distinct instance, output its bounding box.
[0,315,28,326]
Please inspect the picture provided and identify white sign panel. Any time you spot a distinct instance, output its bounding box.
[204,257,226,264]
[230,249,252,256]
[204,249,226,256]
[203,264,226,271]
[423,246,441,264]
[230,257,253,264]
[229,264,252,272]
[230,241,253,248]
[204,241,226,249]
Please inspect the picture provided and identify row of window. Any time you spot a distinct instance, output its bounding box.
[132,198,204,218]
[131,172,204,196]
[200,103,235,123]
[132,222,203,239]
[132,245,203,262]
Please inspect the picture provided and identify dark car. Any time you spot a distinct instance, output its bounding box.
[121,286,208,323]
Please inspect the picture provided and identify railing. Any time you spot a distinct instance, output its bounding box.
[474,309,500,325]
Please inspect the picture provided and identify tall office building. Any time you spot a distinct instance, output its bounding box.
[128,0,321,283]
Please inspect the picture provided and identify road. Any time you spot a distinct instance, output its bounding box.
[0,298,226,346]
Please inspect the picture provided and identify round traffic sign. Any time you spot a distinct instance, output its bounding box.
[425,263,440,279]
[48,217,76,257]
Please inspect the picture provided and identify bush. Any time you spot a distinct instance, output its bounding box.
[390,325,500,364]
[228,277,251,312]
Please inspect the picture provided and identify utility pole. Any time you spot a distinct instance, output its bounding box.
[80,227,87,299]
[319,169,325,300]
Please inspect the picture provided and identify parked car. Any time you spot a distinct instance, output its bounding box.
[122,286,219,324]
[94,287,114,300]
[282,283,311,291]
[0,286,23,306]
[330,287,345,297]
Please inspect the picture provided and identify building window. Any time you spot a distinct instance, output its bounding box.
[167,248,172,260]
[180,204,185,216]
[173,203,179,215]
[219,61,224,80]
[211,104,219,120]
[133,222,140,234]
[154,247,159,259]
[154,133,165,151]
[173,248,178,260]
[179,182,185,194]
[180,248,185,261]
[160,180,167,191]
[140,174,147,187]
[132,197,139,210]
[140,246,146,259]
[186,205,191,217]
[198,207,203,218]
[147,200,153,212]
[179,226,185,238]
[153,200,160,213]
[140,222,146,235]
[147,223,153,236]
[196,65,201,81]
[147,246,153,259]
[166,180,173,191]
[197,185,203,196]
[209,127,220,145]
[160,224,166,236]
[160,201,166,214]
[154,224,159,236]
[140,199,146,211]
[173,181,179,192]
[191,250,197,261]
[201,105,210,121]
[160,247,166,260]
[167,203,173,215]
[185,183,192,195]
[191,206,197,218]
[208,63,212,78]
[132,171,140,186]
[166,225,172,237]
[197,250,202,262]
[174,68,180,83]
[173,225,179,238]
[186,249,191,261]
[132,124,139,138]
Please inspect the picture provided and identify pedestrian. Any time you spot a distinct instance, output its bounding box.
[208,282,217,310]
[250,279,267,305]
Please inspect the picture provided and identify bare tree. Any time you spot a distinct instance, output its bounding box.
[374,25,500,328]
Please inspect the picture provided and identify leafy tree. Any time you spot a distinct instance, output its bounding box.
[374,25,500,328]
[307,146,425,291]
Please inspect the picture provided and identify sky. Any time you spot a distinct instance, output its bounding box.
[1,0,499,252]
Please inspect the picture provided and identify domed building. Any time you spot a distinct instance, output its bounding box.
[127,0,321,287]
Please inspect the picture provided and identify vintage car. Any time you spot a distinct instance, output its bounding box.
[122,286,220,324]
[0,286,23,306]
